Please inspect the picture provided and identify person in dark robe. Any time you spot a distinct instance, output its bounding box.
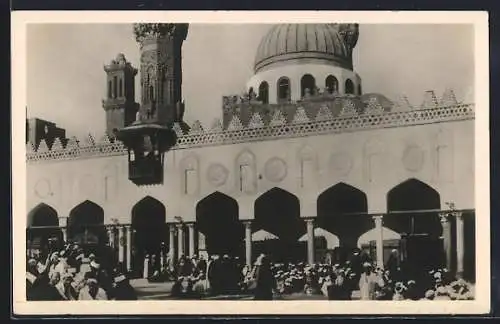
[34,271,66,301]
[253,254,276,300]
[111,273,138,300]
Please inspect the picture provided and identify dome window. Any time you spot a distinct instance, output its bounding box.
[301,74,316,98]
[258,81,269,104]
[277,77,291,103]
[325,75,339,94]
[345,79,355,95]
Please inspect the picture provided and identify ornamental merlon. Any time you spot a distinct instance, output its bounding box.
[133,23,189,45]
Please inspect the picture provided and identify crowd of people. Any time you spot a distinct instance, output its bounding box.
[26,242,137,301]
[27,243,474,301]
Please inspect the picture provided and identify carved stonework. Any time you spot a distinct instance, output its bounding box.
[189,120,204,135]
[264,157,287,183]
[228,115,243,131]
[440,89,458,107]
[402,144,425,172]
[291,107,309,124]
[34,178,52,199]
[340,99,357,117]
[365,97,384,115]
[248,112,265,129]
[316,105,333,121]
[51,138,64,150]
[329,152,353,176]
[26,101,475,164]
[270,110,286,127]
[207,163,229,187]
[420,90,439,110]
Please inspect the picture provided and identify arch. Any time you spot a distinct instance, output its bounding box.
[258,81,269,104]
[113,76,118,98]
[386,178,444,274]
[196,192,243,257]
[254,187,305,263]
[316,182,370,251]
[386,178,441,236]
[277,77,291,103]
[131,196,167,277]
[108,80,112,99]
[358,83,362,95]
[299,227,340,249]
[68,200,106,246]
[301,74,316,98]
[325,75,339,94]
[345,79,354,95]
[27,203,62,252]
[27,203,59,228]
[357,227,401,248]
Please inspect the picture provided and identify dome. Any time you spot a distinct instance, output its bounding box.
[254,24,356,73]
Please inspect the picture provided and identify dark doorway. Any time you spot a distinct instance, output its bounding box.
[68,200,106,248]
[131,196,167,278]
[317,183,370,258]
[27,203,62,256]
[254,188,305,263]
[196,192,243,258]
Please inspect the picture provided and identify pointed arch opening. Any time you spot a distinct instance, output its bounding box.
[27,203,62,254]
[277,77,291,103]
[386,178,444,274]
[317,183,370,262]
[131,196,167,277]
[254,188,305,263]
[68,200,106,248]
[345,79,354,95]
[196,192,243,258]
[325,75,339,94]
[258,81,269,104]
[301,74,316,98]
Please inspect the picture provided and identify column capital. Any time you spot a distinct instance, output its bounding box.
[452,211,463,219]
[186,222,195,228]
[169,224,176,232]
[176,223,184,230]
[304,217,315,224]
[242,220,252,227]
[439,212,450,224]
[372,214,384,220]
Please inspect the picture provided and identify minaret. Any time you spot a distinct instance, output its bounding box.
[132,23,189,125]
[102,53,140,135]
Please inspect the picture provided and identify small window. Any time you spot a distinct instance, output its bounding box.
[108,80,112,98]
[277,77,291,103]
[345,79,354,95]
[301,74,316,98]
[119,79,123,97]
[358,84,362,95]
[325,75,339,94]
[258,81,269,104]
[113,76,118,98]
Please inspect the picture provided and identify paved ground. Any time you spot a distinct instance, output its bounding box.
[130,279,359,300]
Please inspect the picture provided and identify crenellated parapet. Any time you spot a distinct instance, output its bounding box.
[26,90,474,164]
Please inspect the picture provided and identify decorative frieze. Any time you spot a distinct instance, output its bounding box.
[27,102,474,164]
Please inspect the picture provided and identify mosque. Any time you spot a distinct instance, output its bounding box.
[25,23,476,281]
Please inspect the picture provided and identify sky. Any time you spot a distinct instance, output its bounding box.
[26,24,475,138]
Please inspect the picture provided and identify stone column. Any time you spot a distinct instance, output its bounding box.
[177,224,184,260]
[61,227,67,243]
[455,211,465,278]
[439,212,452,271]
[305,218,315,265]
[118,226,125,264]
[373,215,384,269]
[169,225,176,261]
[243,221,252,266]
[187,223,195,257]
[125,225,132,272]
[106,226,113,248]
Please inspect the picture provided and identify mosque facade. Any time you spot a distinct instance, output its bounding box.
[25,23,476,281]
